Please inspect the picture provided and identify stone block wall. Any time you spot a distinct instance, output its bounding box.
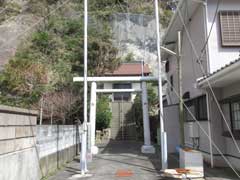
[37,125,81,177]
[0,105,82,180]
[0,105,40,180]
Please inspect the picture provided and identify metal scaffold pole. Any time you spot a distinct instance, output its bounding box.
[154,0,168,170]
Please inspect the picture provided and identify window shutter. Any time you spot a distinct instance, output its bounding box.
[219,11,240,47]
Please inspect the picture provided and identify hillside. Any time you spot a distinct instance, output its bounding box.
[0,0,176,124]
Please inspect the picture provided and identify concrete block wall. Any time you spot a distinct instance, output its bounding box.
[37,125,81,177]
[0,105,40,180]
[0,105,82,180]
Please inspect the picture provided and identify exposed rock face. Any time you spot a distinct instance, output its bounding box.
[0,14,38,67]
[111,13,166,77]
[0,0,38,69]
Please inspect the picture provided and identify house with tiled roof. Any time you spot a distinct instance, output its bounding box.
[104,62,151,102]
[162,0,240,171]
[102,61,151,141]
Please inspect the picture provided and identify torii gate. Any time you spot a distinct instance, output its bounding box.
[75,0,167,176]
[73,76,158,155]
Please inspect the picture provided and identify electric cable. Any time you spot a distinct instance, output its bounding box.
[0,0,72,50]
[164,76,240,178]
[177,8,240,154]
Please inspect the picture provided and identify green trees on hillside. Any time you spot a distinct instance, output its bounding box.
[0,0,175,123]
[0,13,120,122]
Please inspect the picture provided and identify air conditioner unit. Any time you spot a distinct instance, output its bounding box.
[188,122,199,138]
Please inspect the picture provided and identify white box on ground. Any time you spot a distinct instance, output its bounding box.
[180,148,204,177]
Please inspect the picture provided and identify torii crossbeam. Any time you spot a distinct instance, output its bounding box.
[74,76,158,155]
[75,0,167,176]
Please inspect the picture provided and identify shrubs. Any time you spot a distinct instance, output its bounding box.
[96,96,112,130]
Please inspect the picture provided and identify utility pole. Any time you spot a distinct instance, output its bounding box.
[81,0,88,175]
[177,31,184,146]
[154,0,168,170]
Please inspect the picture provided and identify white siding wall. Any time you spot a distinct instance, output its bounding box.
[104,82,114,101]
[165,0,240,169]
[165,4,211,161]
[166,4,207,104]
[163,105,180,153]
[103,82,141,102]
[207,0,240,73]
[221,82,240,99]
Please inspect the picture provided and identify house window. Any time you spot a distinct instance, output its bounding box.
[113,83,132,101]
[170,75,173,91]
[197,96,208,120]
[219,11,240,46]
[230,101,240,131]
[184,100,195,122]
[165,61,169,73]
[184,95,208,122]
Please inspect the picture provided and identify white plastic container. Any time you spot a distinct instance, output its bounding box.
[179,148,204,177]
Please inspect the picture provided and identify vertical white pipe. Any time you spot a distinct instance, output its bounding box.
[90,82,98,154]
[203,0,214,168]
[121,95,124,140]
[154,0,168,170]
[81,0,88,174]
[50,104,53,125]
[40,97,43,125]
[206,90,214,168]
[141,82,151,146]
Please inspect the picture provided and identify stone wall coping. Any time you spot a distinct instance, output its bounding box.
[0,105,38,116]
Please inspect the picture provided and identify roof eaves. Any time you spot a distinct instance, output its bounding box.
[197,58,240,85]
[162,0,202,45]
[162,0,185,44]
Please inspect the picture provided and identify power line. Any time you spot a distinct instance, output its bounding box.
[0,6,8,14]
[0,0,72,50]
[200,0,222,59]
[164,77,240,178]
[177,5,240,154]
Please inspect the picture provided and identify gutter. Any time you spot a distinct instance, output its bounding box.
[197,60,240,88]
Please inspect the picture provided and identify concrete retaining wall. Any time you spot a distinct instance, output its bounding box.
[37,125,81,177]
[0,105,40,180]
[0,105,82,180]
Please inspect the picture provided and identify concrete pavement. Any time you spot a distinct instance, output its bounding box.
[48,141,239,180]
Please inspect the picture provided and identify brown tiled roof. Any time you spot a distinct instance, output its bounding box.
[105,63,151,76]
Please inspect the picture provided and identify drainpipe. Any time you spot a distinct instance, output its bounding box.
[206,89,214,168]
[202,0,214,168]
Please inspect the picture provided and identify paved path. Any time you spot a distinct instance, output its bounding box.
[49,141,239,180]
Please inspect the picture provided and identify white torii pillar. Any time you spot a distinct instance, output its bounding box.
[75,76,159,155]
[141,81,155,154]
[89,82,98,155]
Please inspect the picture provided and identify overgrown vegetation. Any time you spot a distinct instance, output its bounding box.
[126,83,158,140]
[0,0,176,124]
[0,1,22,23]
[96,96,112,130]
